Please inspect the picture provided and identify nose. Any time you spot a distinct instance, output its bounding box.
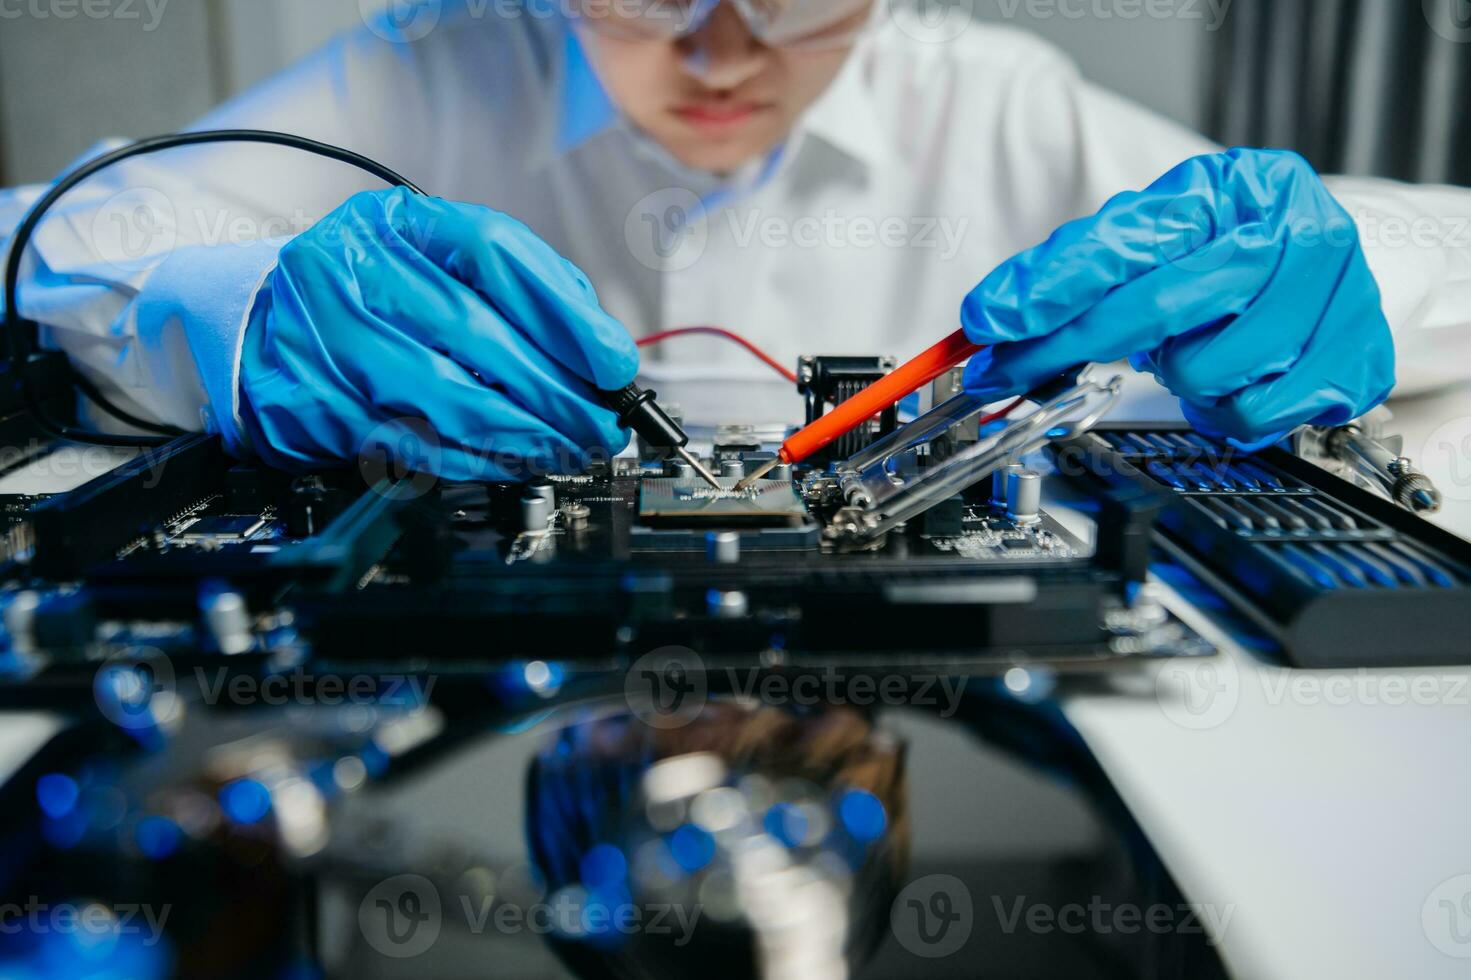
[677,3,770,88]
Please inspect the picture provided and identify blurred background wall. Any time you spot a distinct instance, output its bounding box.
[0,0,1217,186]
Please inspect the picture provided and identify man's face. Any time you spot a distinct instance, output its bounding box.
[575,1,872,173]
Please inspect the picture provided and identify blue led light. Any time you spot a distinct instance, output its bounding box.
[358,744,389,778]
[135,815,183,860]
[579,844,628,889]
[36,773,79,819]
[764,803,808,848]
[42,809,87,850]
[219,779,272,825]
[581,884,633,941]
[837,789,887,842]
[668,825,715,872]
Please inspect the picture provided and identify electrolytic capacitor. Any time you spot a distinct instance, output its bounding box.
[521,495,552,532]
[993,463,1025,506]
[1006,469,1043,524]
[706,531,740,564]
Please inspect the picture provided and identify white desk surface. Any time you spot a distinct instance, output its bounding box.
[1064,386,1471,979]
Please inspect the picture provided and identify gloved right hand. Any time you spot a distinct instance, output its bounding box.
[238,188,639,481]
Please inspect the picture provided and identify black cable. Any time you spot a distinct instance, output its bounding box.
[3,129,426,447]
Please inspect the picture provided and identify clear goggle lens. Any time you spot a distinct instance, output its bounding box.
[571,0,875,50]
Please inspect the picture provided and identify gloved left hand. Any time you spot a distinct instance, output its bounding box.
[960,148,1395,447]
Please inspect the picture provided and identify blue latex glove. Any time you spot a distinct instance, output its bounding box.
[961,148,1395,447]
[239,188,638,481]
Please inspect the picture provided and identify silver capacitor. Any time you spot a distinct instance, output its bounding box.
[992,463,1025,506]
[706,531,740,564]
[720,458,745,479]
[526,481,556,509]
[707,589,750,619]
[521,494,552,532]
[202,590,253,656]
[665,457,695,478]
[1006,469,1043,524]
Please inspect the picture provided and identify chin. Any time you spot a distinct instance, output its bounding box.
[657,126,784,175]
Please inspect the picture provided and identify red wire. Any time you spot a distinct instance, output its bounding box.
[637,326,800,384]
[638,325,1027,429]
[977,396,1029,428]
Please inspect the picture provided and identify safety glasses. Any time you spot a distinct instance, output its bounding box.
[571,0,876,51]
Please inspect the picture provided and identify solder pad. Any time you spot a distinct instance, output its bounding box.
[637,478,809,528]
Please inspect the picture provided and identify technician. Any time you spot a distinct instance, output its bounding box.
[2,0,1469,480]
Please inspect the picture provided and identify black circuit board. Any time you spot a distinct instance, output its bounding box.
[451,467,1092,571]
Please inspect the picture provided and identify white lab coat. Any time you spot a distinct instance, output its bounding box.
[2,3,1470,448]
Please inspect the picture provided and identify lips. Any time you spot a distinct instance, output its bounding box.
[671,100,771,132]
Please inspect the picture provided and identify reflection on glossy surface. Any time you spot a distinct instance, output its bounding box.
[526,702,909,980]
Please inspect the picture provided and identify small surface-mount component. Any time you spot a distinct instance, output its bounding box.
[638,478,808,528]
[175,514,269,541]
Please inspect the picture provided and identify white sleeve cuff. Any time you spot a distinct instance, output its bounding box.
[133,237,287,456]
